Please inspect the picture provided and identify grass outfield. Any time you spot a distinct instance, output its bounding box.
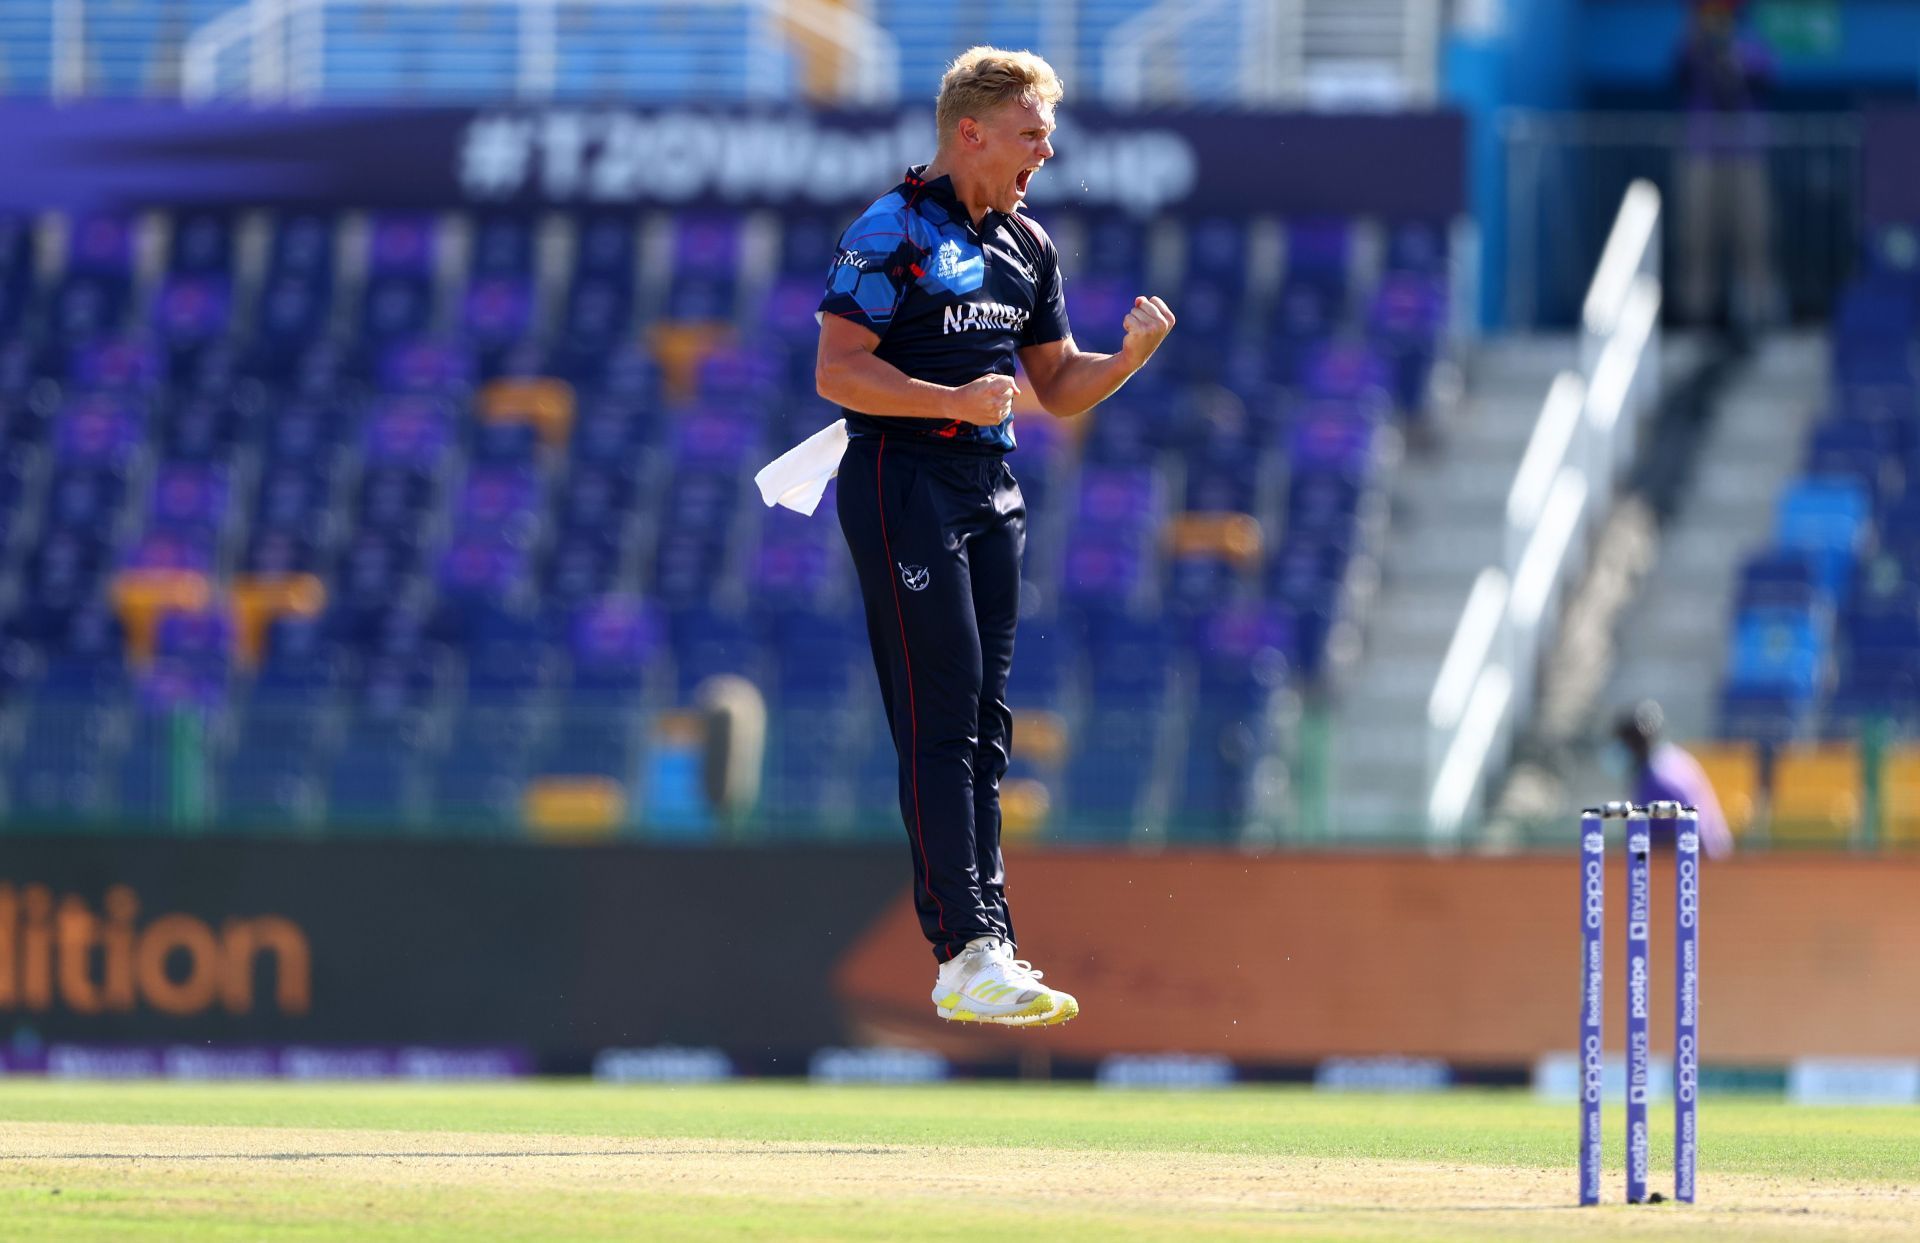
[0,1082,1914,1241]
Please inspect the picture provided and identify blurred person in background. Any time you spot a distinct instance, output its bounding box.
[815,47,1175,1027]
[1674,0,1782,340]
[1609,700,1735,859]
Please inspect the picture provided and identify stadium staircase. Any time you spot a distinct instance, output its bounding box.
[1325,336,1575,835]
[1591,334,1826,748]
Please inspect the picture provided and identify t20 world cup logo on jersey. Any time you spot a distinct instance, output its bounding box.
[934,239,963,281]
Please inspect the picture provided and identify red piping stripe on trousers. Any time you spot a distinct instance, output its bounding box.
[875,434,952,959]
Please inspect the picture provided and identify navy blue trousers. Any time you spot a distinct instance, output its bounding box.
[838,433,1025,963]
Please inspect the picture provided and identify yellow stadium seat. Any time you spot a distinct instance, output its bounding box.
[1685,740,1759,838]
[1165,512,1264,569]
[1878,744,1920,846]
[648,324,731,403]
[1012,709,1069,771]
[110,569,212,667]
[1768,742,1862,844]
[999,778,1053,839]
[478,377,575,446]
[230,574,325,670]
[523,777,628,840]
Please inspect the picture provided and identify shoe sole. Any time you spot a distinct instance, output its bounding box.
[934,993,1079,1028]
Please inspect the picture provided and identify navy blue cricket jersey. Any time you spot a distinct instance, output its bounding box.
[816,165,1071,453]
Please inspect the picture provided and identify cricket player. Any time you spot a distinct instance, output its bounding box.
[815,47,1176,1026]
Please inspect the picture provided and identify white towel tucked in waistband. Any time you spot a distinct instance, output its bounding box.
[754,418,849,516]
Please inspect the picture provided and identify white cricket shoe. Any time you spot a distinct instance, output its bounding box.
[931,937,1079,1027]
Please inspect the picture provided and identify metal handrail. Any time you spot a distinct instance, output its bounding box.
[183,0,900,104]
[1425,181,1663,841]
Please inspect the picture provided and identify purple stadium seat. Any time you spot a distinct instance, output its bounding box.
[569,596,662,692]
[1301,341,1394,406]
[362,398,453,466]
[696,343,786,403]
[1284,219,1353,294]
[666,214,742,320]
[148,463,228,538]
[760,275,827,346]
[70,339,161,393]
[780,214,840,276]
[457,465,542,534]
[158,395,246,464]
[50,215,135,343]
[69,213,135,276]
[1370,272,1446,341]
[264,403,350,463]
[168,209,234,275]
[439,537,528,604]
[463,277,533,352]
[1061,540,1145,612]
[54,399,143,467]
[470,215,534,276]
[544,530,624,609]
[1184,217,1251,298]
[1073,212,1151,284]
[1190,603,1295,702]
[555,461,638,532]
[1289,402,1377,474]
[755,492,839,606]
[25,531,112,615]
[1386,219,1449,275]
[360,214,438,344]
[334,531,425,613]
[1067,277,1142,347]
[121,531,215,573]
[243,529,324,576]
[269,212,335,276]
[674,411,757,469]
[45,465,128,531]
[367,213,436,277]
[380,340,474,394]
[1075,465,1159,538]
[469,418,541,466]
[0,215,32,337]
[152,608,234,677]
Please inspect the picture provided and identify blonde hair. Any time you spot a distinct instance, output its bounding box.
[935,47,1064,147]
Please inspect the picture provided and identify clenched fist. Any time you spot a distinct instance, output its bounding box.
[1120,295,1177,369]
[946,373,1019,426]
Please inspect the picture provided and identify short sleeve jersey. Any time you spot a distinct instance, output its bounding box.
[816,165,1070,453]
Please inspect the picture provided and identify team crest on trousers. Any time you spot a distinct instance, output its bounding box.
[898,562,930,592]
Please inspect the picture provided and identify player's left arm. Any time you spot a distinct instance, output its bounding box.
[1019,295,1175,418]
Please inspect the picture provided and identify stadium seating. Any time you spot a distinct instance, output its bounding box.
[0,199,1442,841]
[1708,243,1920,839]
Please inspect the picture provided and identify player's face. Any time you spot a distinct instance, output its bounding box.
[974,98,1056,214]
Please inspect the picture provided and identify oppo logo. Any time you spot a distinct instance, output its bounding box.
[1676,858,1699,929]
[1675,1035,1698,1103]
[1581,1034,1604,1102]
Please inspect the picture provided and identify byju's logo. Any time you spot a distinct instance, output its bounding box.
[898,563,930,592]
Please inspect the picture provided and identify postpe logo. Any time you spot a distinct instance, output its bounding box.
[0,882,310,1017]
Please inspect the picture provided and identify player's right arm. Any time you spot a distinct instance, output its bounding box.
[815,316,1013,427]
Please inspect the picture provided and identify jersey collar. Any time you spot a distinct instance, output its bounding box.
[902,164,1000,228]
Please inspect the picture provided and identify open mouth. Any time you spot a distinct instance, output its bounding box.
[1014,167,1036,197]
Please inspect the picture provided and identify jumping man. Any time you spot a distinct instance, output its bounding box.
[815,47,1176,1026]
